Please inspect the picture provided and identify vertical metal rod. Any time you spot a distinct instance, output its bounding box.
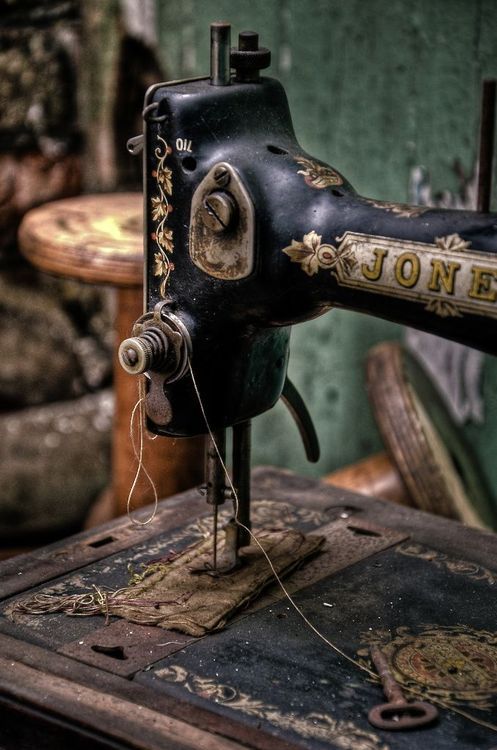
[232,420,251,548]
[205,429,226,570]
[210,22,231,86]
[477,79,496,213]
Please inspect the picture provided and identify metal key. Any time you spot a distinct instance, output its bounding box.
[368,646,439,731]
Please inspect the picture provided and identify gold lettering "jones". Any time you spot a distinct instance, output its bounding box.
[428,259,461,295]
[361,250,463,295]
[357,246,497,307]
[469,266,497,302]
[394,252,420,288]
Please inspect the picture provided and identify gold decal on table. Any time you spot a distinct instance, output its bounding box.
[283,230,497,319]
[358,624,497,711]
[396,542,497,586]
[157,665,389,750]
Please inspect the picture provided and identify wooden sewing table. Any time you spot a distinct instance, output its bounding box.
[1,467,497,749]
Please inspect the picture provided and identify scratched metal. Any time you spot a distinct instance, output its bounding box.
[59,620,195,678]
[249,517,408,613]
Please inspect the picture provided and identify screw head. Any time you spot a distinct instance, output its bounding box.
[201,191,237,232]
[213,166,230,187]
[123,347,139,366]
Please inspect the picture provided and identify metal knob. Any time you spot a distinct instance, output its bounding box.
[230,31,271,83]
[118,327,169,375]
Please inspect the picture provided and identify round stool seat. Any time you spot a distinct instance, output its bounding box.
[18,193,143,287]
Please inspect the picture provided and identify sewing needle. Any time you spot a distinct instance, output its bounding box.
[213,502,218,571]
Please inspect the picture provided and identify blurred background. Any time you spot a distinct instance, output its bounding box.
[1,0,496,550]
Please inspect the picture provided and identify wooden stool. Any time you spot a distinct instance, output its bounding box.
[18,193,204,522]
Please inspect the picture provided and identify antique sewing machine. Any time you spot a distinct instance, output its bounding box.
[119,22,497,572]
[2,22,497,750]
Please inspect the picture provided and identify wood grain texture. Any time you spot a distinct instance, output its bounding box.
[18,193,144,287]
[0,655,243,750]
[366,341,495,529]
[323,451,411,504]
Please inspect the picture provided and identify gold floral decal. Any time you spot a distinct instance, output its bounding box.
[425,298,463,318]
[435,233,471,253]
[157,665,388,750]
[296,156,343,188]
[151,135,174,297]
[362,198,429,218]
[282,230,357,278]
[396,542,497,586]
[358,624,497,711]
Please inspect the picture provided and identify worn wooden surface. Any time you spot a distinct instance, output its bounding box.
[2,468,497,749]
[18,193,144,287]
[323,451,410,504]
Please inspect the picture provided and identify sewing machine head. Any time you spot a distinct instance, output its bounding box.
[119,21,497,438]
[118,22,497,570]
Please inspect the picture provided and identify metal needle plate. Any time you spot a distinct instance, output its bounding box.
[58,620,195,678]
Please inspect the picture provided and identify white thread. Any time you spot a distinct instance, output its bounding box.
[187,358,497,732]
[187,358,376,678]
[126,383,159,526]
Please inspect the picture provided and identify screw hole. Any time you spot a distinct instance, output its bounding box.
[87,535,116,549]
[347,525,381,538]
[91,644,128,660]
[182,156,197,172]
[267,144,288,155]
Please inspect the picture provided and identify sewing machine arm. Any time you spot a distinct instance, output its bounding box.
[120,71,497,438]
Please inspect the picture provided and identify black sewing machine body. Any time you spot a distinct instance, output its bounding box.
[133,72,497,437]
[117,23,497,568]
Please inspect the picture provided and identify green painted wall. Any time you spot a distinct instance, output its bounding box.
[156,1,497,493]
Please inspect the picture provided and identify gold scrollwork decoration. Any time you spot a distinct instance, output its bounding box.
[435,233,471,252]
[156,665,389,750]
[362,198,429,218]
[424,298,463,318]
[296,156,344,188]
[396,542,497,586]
[151,135,174,297]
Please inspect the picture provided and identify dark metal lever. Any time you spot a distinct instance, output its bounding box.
[281,377,320,463]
